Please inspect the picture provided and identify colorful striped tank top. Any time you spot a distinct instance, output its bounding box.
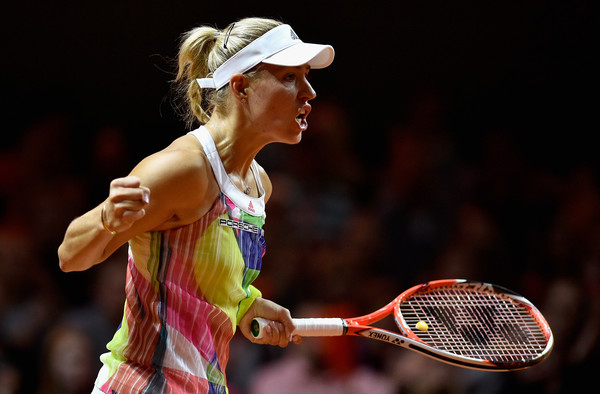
[94,126,266,393]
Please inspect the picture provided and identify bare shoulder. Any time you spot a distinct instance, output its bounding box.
[131,134,219,229]
[133,135,208,185]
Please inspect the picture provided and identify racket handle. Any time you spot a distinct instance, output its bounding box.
[251,317,346,339]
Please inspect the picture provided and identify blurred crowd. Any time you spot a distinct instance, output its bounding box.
[1,88,598,393]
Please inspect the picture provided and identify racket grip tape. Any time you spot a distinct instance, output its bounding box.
[251,317,346,339]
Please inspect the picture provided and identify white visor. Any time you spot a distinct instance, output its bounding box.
[196,24,334,90]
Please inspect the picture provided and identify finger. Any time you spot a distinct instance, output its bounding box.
[283,319,296,342]
[113,200,148,214]
[274,310,295,341]
[140,186,150,204]
[258,323,273,344]
[121,208,146,222]
[273,322,290,348]
[103,200,145,220]
[261,322,286,347]
[108,177,150,204]
[104,204,145,231]
[110,187,150,204]
[111,176,142,188]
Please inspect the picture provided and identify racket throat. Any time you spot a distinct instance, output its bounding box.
[341,320,349,335]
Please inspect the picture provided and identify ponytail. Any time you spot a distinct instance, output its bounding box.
[174,18,282,127]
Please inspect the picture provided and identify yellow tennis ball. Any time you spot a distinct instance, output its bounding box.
[416,320,428,331]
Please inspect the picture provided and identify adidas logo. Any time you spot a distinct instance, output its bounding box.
[248,201,255,213]
[290,28,299,40]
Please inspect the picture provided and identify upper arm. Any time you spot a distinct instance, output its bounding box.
[102,141,217,255]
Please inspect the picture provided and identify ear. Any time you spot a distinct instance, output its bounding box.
[229,73,249,102]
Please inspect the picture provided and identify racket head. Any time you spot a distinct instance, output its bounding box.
[393,279,553,371]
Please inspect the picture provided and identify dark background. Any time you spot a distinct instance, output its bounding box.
[2,1,595,169]
[0,1,597,393]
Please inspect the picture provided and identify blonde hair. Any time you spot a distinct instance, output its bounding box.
[174,17,282,126]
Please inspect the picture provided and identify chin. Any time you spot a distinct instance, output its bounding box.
[291,129,305,144]
[280,134,303,145]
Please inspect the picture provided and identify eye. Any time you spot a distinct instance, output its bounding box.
[284,73,296,82]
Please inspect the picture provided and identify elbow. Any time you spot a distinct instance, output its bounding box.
[57,243,105,272]
[59,262,71,272]
[59,259,73,273]
[58,257,84,273]
[57,244,83,272]
[57,244,73,272]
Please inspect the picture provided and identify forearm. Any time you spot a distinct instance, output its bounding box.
[58,204,115,272]
[58,175,152,272]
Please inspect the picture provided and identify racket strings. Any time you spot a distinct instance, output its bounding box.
[399,287,549,363]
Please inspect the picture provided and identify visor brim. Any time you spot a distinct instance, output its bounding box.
[261,43,334,69]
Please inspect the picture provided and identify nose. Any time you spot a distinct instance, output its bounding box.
[301,77,317,101]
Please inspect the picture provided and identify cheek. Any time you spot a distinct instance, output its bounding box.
[252,91,290,118]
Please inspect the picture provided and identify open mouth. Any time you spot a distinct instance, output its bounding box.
[295,105,311,131]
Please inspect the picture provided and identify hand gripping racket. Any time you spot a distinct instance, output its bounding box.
[251,279,553,371]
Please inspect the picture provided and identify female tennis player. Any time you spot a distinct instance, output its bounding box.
[57,17,334,393]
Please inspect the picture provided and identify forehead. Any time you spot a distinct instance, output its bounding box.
[257,63,312,75]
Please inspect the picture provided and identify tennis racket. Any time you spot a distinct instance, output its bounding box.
[252,279,553,371]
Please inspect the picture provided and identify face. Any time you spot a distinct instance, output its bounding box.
[246,63,317,144]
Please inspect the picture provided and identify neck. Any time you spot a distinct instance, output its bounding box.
[205,116,263,179]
